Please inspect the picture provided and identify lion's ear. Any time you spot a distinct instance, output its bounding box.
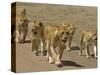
[67,24,70,27]
[39,22,43,27]
[33,21,37,23]
[57,26,63,31]
[56,25,60,29]
[21,8,26,16]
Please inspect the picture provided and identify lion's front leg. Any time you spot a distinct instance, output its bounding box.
[65,35,72,51]
[65,42,70,51]
[32,39,40,56]
[85,43,91,58]
[93,40,97,58]
[40,37,47,56]
[48,55,54,64]
[45,40,54,63]
[58,47,65,60]
[19,30,25,43]
[79,40,84,56]
[14,30,20,43]
[45,40,49,60]
[23,29,28,42]
[93,45,97,58]
[50,44,63,67]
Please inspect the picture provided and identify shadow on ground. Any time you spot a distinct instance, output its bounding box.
[19,40,31,44]
[62,60,84,67]
[70,46,80,51]
[24,40,31,43]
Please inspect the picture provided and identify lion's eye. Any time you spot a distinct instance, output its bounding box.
[31,29,34,32]
[94,33,96,36]
[39,22,43,27]
[33,26,38,30]
[66,32,69,35]
[34,26,37,28]
[61,32,64,34]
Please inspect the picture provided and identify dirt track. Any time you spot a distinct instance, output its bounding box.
[15,2,97,73]
[16,42,97,73]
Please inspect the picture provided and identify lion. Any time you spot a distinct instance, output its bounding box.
[13,8,30,43]
[44,25,69,67]
[79,30,97,58]
[31,21,46,56]
[18,17,29,43]
[62,23,76,51]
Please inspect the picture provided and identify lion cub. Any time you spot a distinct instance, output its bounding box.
[31,21,46,56]
[79,30,97,58]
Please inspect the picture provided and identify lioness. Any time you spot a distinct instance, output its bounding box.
[18,17,29,43]
[79,30,97,58]
[31,21,46,56]
[44,25,69,67]
[14,9,30,43]
[62,23,76,51]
